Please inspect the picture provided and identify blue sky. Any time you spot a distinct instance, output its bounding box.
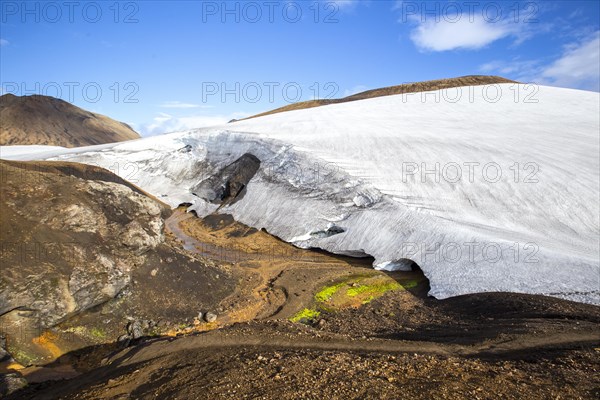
[1,0,599,135]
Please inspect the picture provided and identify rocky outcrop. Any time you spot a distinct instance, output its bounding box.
[0,161,166,328]
[0,373,27,397]
[0,160,237,366]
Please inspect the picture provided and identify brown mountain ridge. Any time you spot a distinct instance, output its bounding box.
[240,75,517,121]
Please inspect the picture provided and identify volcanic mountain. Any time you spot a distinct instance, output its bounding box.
[0,94,140,147]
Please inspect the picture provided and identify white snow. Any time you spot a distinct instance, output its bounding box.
[0,145,68,158]
[2,84,599,304]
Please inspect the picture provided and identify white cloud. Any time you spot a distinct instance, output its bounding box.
[541,31,600,91]
[479,59,541,80]
[0,39,9,47]
[479,31,600,91]
[159,101,212,109]
[137,112,250,137]
[343,85,369,97]
[568,9,583,19]
[408,14,526,52]
[325,0,361,10]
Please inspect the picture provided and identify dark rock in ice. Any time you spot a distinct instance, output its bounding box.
[191,153,260,205]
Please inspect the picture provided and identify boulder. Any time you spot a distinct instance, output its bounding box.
[204,312,217,323]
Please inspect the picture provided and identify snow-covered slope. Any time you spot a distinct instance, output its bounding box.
[2,84,599,304]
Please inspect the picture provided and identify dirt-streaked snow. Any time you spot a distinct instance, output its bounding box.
[2,84,598,304]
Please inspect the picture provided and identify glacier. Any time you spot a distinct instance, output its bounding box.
[2,84,599,304]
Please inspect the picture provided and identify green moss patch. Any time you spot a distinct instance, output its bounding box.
[12,349,37,366]
[89,327,106,339]
[290,274,424,324]
[314,282,346,303]
[290,275,424,324]
[290,308,321,323]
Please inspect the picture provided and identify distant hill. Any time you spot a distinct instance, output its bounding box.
[0,94,140,147]
[241,75,517,120]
